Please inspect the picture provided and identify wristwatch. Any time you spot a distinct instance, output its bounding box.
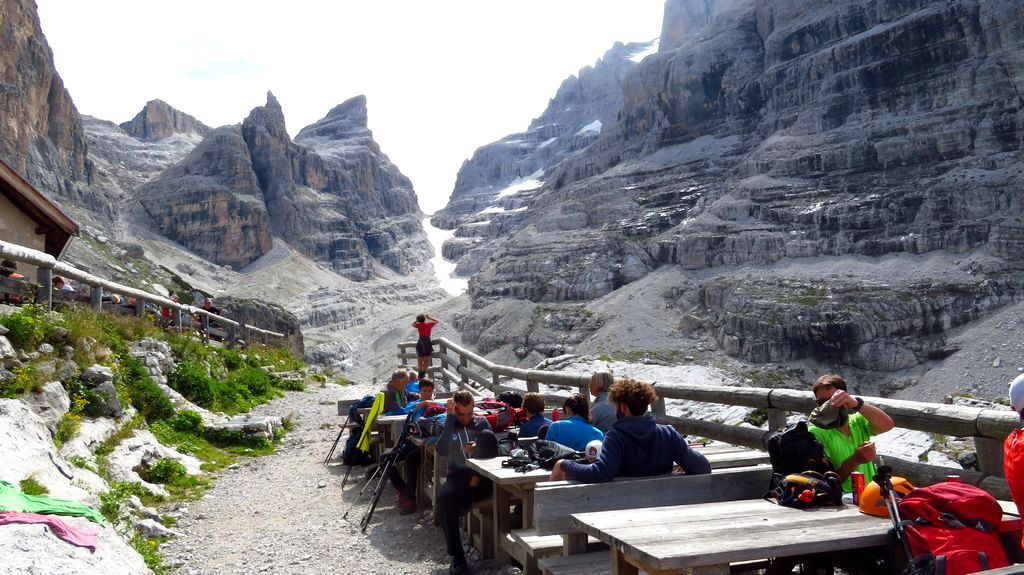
[850,396,864,413]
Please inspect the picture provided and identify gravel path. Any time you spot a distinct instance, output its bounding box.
[163,382,516,575]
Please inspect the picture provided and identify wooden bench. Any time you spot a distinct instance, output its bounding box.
[522,465,773,575]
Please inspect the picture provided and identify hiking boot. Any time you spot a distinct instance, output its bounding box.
[449,560,470,575]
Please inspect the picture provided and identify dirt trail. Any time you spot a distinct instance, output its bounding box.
[163,382,513,575]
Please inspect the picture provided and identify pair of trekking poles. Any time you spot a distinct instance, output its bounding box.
[335,410,417,533]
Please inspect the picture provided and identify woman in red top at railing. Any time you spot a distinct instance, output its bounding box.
[412,313,438,374]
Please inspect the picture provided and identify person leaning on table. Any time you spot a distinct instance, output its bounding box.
[549,377,711,483]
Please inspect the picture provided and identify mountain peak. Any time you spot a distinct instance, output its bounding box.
[120,99,209,141]
[295,95,370,142]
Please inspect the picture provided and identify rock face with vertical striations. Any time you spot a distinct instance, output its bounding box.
[138,92,429,278]
[0,0,108,217]
[138,126,273,269]
[438,0,1024,379]
[119,99,210,142]
[431,41,657,276]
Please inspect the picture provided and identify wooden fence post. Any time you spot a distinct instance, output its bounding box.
[653,396,667,419]
[439,342,450,391]
[201,315,210,344]
[767,408,788,431]
[90,285,103,310]
[227,323,237,348]
[135,298,146,318]
[527,379,539,393]
[173,308,182,332]
[36,266,52,311]
[400,343,408,367]
[976,437,1005,478]
[459,353,469,389]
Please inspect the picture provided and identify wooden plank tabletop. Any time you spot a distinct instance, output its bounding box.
[467,455,551,485]
[571,499,892,571]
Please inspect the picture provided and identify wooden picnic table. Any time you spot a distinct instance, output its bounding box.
[466,454,552,565]
[571,498,1023,575]
[466,442,767,572]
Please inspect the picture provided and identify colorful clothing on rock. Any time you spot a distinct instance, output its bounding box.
[0,511,100,551]
[0,481,105,525]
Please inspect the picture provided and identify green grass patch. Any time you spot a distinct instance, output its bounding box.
[743,407,769,427]
[19,476,48,496]
[99,481,154,524]
[67,455,99,474]
[130,535,168,574]
[118,355,175,422]
[778,287,828,306]
[148,418,236,473]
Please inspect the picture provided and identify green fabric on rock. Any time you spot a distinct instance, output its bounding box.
[0,480,105,525]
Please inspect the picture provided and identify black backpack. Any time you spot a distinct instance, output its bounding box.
[763,420,834,492]
[496,391,524,409]
[341,395,378,466]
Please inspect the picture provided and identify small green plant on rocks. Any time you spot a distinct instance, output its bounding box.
[18,476,48,496]
[140,458,187,485]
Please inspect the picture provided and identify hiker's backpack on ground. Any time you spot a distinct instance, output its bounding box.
[475,399,520,432]
[894,482,1009,575]
[763,420,834,492]
[341,395,377,466]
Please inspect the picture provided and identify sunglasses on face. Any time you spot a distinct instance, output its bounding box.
[815,397,830,406]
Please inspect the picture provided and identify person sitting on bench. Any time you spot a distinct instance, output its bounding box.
[808,373,894,492]
[518,392,551,438]
[381,369,411,414]
[386,379,437,515]
[589,370,617,433]
[549,378,711,483]
[544,393,604,451]
[435,390,494,575]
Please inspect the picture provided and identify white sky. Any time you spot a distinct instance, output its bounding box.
[35,0,665,214]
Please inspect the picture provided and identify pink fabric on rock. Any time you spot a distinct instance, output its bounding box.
[0,510,100,552]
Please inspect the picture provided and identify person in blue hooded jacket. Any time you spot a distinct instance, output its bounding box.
[543,393,604,451]
[549,378,711,483]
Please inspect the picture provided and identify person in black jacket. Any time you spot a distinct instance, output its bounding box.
[434,390,494,575]
[549,377,711,483]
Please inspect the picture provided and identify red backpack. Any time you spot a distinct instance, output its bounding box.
[896,482,1009,575]
[474,399,522,432]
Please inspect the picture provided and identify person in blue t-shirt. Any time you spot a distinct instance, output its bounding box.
[544,393,604,451]
[519,392,552,438]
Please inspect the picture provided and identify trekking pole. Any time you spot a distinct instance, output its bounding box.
[324,411,353,465]
[360,411,416,532]
[875,465,913,563]
[342,457,388,520]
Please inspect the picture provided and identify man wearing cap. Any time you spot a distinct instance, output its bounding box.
[1003,374,1024,540]
[808,374,895,491]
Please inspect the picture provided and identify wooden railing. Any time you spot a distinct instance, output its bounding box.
[400,336,1018,499]
[0,239,285,346]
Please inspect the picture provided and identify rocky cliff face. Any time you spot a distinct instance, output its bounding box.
[0,0,112,217]
[431,41,656,276]
[441,0,1024,381]
[138,93,429,278]
[138,126,274,269]
[119,99,210,141]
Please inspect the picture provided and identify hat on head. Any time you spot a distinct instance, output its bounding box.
[1010,374,1024,414]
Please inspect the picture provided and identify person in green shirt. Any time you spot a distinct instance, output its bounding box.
[807,374,895,491]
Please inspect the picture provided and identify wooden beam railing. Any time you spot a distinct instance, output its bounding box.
[0,239,285,345]
[399,336,1017,499]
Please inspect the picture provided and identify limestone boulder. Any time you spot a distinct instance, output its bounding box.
[0,517,151,575]
[0,399,95,505]
[18,381,70,434]
[104,430,202,497]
